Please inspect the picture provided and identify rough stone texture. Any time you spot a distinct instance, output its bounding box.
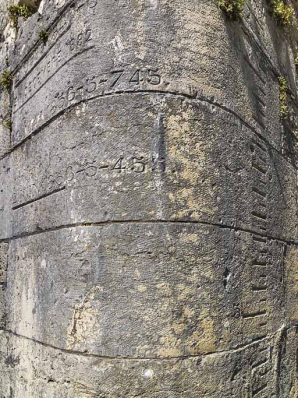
[1,0,298,396]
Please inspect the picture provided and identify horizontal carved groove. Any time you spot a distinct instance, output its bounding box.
[252,261,267,266]
[258,108,266,118]
[12,186,66,210]
[242,311,267,319]
[1,218,298,247]
[251,139,267,153]
[252,335,267,342]
[13,46,95,114]
[11,0,78,76]
[243,56,266,85]
[252,383,268,396]
[252,92,266,108]
[251,211,267,221]
[0,325,286,361]
[252,187,267,198]
[252,115,266,130]
[15,23,72,89]
[253,235,267,243]
[252,358,268,369]
[252,162,267,175]
[258,155,267,164]
[252,286,268,292]
[4,88,296,181]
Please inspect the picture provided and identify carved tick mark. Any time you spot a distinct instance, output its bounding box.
[223,267,231,289]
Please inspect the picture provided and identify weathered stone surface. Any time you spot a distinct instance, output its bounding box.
[6,224,286,357]
[11,0,284,150]
[9,94,298,242]
[0,157,12,240]
[1,0,298,396]
[0,329,291,397]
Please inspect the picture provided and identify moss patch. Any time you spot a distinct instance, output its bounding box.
[217,0,247,20]
[270,0,294,26]
[39,29,48,44]
[3,119,12,131]
[1,69,12,90]
[279,76,290,119]
[8,4,34,29]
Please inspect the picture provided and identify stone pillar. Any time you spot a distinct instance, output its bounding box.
[0,0,298,396]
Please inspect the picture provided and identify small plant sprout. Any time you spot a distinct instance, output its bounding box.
[39,29,48,44]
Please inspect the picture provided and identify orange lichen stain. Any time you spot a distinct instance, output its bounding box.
[156,282,173,297]
[177,285,196,301]
[67,287,101,350]
[158,295,217,358]
[183,306,195,318]
[181,233,198,244]
[187,311,217,355]
[166,110,218,220]
[158,333,182,357]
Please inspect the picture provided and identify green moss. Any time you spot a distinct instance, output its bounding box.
[3,118,12,131]
[1,69,12,90]
[8,4,34,29]
[279,76,290,119]
[270,0,294,26]
[39,29,48,44]
[217,0,247,20]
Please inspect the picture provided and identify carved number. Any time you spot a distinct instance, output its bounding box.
[110,70,124,87]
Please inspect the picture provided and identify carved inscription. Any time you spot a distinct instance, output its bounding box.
[49,67,162,116]
[12,153,166,210]
[14,26,93,112]
[13,65,163,145]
